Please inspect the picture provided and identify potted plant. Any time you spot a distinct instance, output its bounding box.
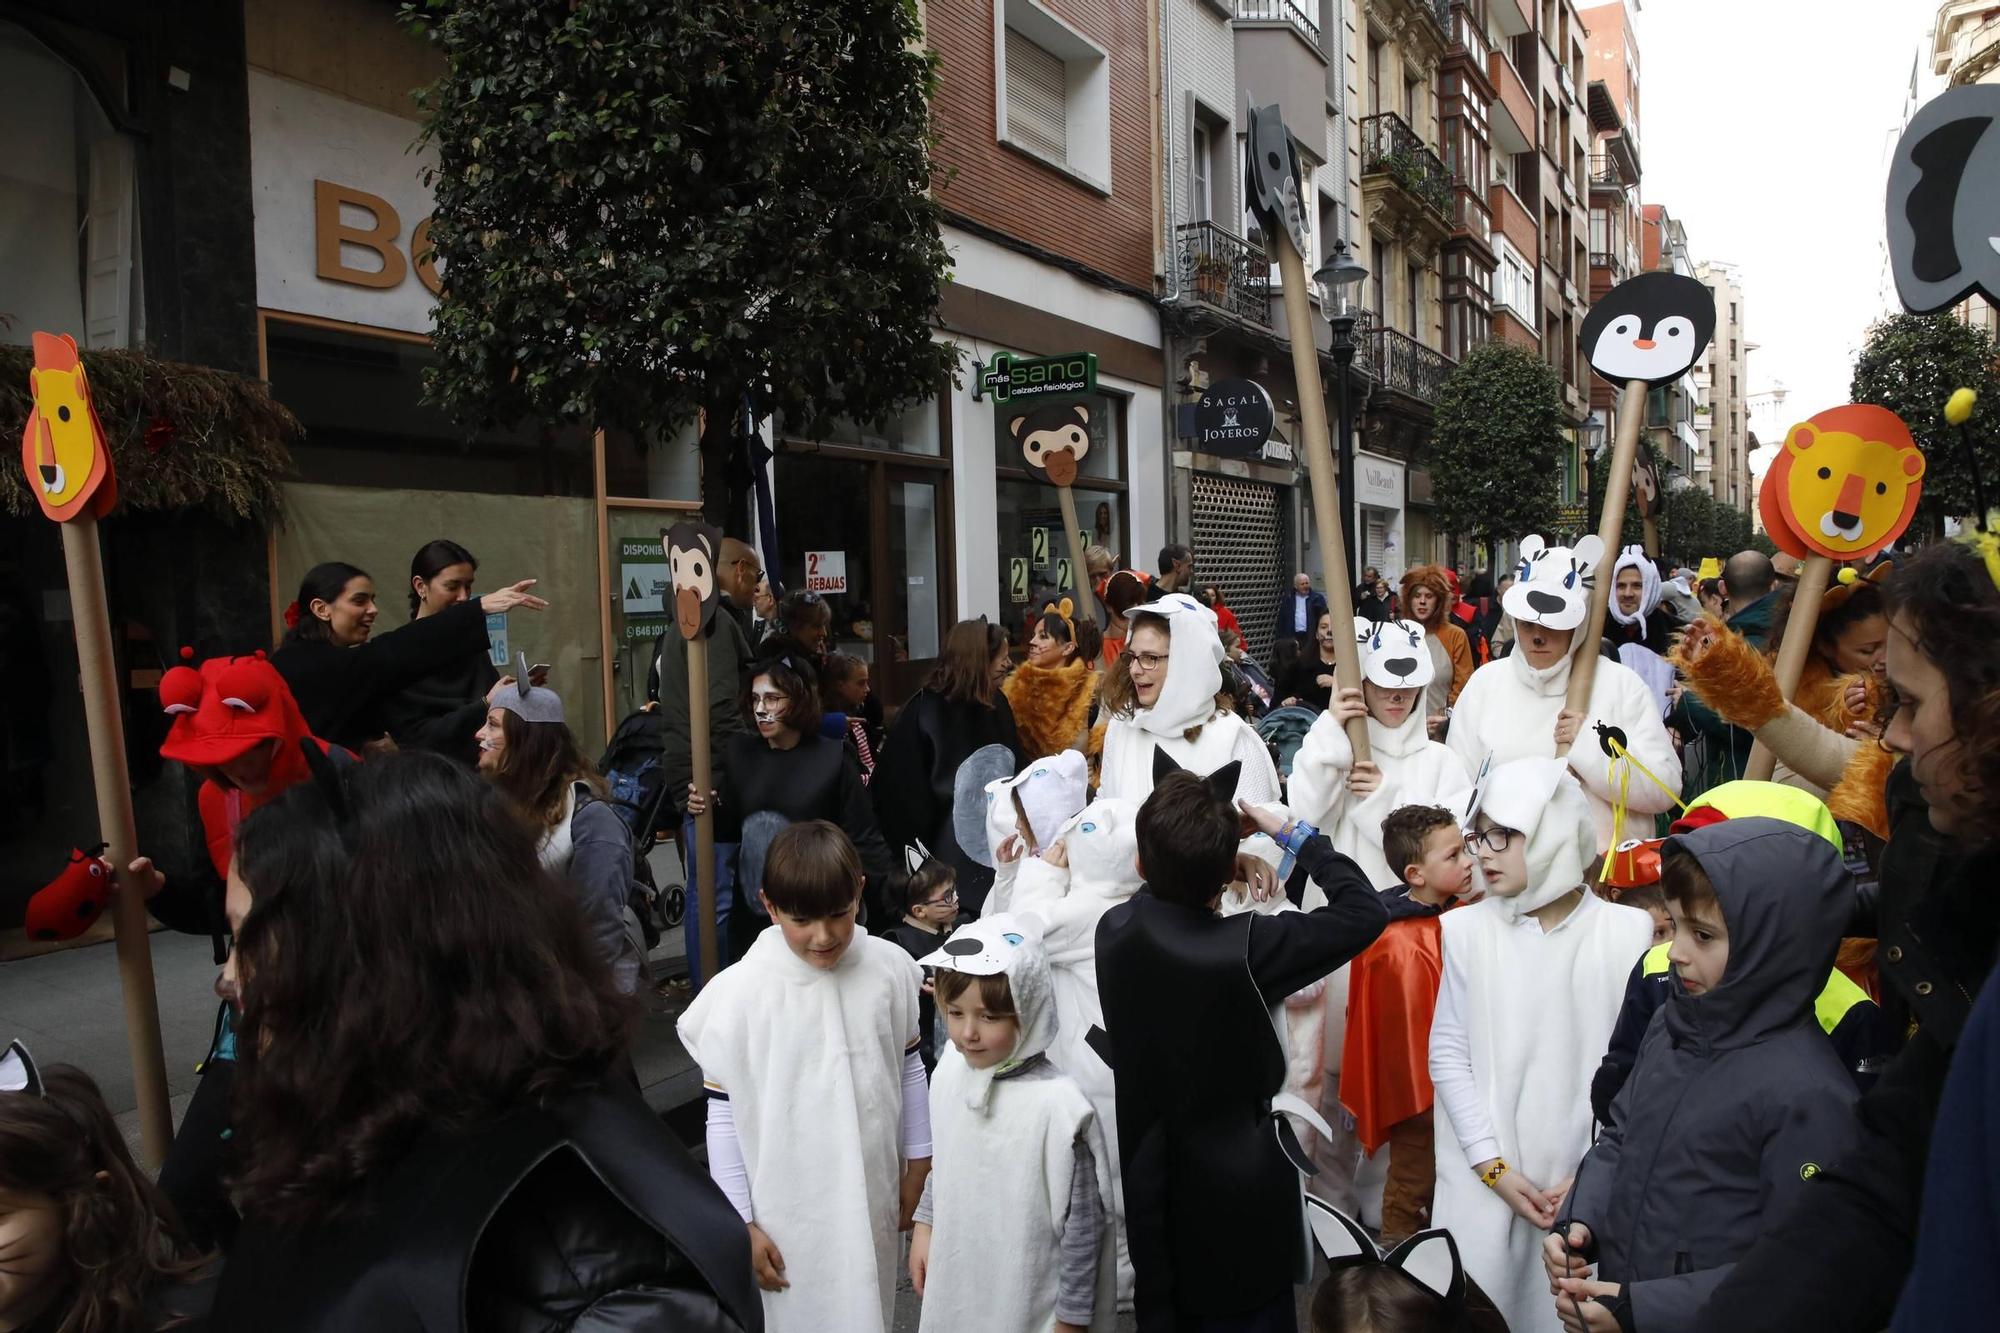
[1192,251,1233,303]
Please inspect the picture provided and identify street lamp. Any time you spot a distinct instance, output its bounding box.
[1314,240,1369,581]
[1579,410,1606,531]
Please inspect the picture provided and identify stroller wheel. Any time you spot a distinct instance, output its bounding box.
[661,884,687,929]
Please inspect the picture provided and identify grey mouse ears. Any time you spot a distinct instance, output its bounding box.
[1887,83,2000,314]
[1306,1195,1466,1312]
[1149,746,1241,803]
[0,1040,43,1097]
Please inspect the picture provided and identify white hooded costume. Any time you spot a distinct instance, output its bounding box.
[1428,759,1653,1333]
[1011,798,1144,1305]
[1446,535,1682,850]
[917,914,1117,1332]
[1289,618,1475,890]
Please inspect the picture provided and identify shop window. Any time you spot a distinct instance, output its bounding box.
[776,398,942,456]
[0,23,142,349]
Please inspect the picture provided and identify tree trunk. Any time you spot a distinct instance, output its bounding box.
[697,386,756,536]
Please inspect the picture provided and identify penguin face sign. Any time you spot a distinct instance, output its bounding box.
[665,522,721,640]
[1580,272,1716,387]
[1011,402,1092,487]
[1352,616,1435,691]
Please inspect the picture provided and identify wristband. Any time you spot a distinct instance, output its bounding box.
[1276,817,1318,856]
[1478,1158,1511,1189]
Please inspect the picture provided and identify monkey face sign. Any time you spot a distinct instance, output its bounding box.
[1011,401,1092,486]
[665,520,723,641]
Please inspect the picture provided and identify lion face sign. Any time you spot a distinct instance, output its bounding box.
[1761,404,1924,561]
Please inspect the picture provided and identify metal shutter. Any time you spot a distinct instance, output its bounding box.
[1191,472,1286,666]
[1006,28,1067,160]
[1365,514,1389,573]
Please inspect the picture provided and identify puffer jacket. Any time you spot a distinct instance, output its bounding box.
[211,1082,762,1332]
[1559,818,1860,1333]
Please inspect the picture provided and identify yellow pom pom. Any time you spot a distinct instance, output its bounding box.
[1946,387,1978,425]
[1837,567,1859,586]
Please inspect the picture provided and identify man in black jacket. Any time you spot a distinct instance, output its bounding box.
[1274,572,1328,654]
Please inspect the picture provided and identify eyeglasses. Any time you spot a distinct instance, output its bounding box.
[1463,826,1520,854]
[798,590,822,605]
[1122,650,1169,673]
[922,889,959,907]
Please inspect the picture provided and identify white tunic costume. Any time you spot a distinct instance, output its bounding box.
[678,929,921,1333]
[1429,759,1653,1333]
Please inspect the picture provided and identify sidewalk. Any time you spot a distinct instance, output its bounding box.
[0,841,706,1158]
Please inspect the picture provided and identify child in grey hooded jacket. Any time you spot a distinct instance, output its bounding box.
[1544,817,1862,1333]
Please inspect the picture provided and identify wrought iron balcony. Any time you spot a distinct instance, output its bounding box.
[1370,325,1456,404]
[1235,0,1320,46]
[1588,154,1625,190]
[1359,113,1452,220]
[1589,250,1627,281]
[1173,221,1272,327]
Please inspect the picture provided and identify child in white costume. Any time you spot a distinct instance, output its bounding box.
[1446,536,1681,849]
[1290,618,1475,889]
[678,822,931,1333]
[1011,797,1144,1305]
[979,750,1091,915]
[910,913,1116,1332]
[1429,758,1652,1333]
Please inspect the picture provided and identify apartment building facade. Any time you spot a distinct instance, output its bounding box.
[1696,260,1751,510]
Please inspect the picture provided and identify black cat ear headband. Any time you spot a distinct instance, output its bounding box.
[1307,1195,1466,1313]
[1149,745,1242,802]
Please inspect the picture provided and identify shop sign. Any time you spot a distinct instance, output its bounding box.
[1030,527,1053,569]
[805,550,848,594]
[975,351,1097,404]
[1356,452,1406,509]
[1261,438,1295,464]
[620,537,670,613]
[1193,379,1276,458]
[486,612,509,670]
[1056,557,1073,589]
[1008,558,1030,603]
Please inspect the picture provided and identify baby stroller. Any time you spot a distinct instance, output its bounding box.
[597,708,686,940]
[1256,705,1320,788]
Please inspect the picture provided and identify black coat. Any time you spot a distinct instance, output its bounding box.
[379,643,499,766]
[1095,836,1387,1327]
[271,597,492,752]
[1273,585,1329,642]
[869,687,1022,916]
[717,729,892,890]
[1695,764,2000,1331]
[1607,603,1683,657]
[210,1083,761,1332]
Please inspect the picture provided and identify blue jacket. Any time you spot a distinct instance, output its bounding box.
[1274,585,1328,640]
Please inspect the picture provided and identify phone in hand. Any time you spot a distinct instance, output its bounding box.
[528,662,551,686]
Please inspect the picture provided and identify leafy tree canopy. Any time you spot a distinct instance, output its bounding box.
[1430,340,1565,548]
[1850,312,2000,531]
[401,0,958,520]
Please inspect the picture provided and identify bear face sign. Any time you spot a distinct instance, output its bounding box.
[664,520,723,641]
[1578,272,1716,387]
[1759,405,1925,562]
[1011,401,1092,487]
[1352,616,1436,692]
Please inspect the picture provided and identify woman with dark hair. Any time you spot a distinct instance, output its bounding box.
[1277,610,1344,713]
[1100,569,1151,670]
[685,654,893,952]
[762,588,833,664]
[270,559,546,752]
[870,620,1023,915]
[209,753,761,1330]
[1198,583,1241,639]
[477,675,647,994]
[379,538,502,765]
[1697,540,2000,1333]
[1002,598,1103,760]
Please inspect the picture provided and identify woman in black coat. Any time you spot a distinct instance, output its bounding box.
[270,560,545,752]
[869,620,1023,916]
[210,753,759,1331]
[378,539,501,765]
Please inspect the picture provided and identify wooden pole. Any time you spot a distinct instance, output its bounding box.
[685,635,719,986]
[59,516,171,1167]
[1273,237,1369,762]
[593,427,615,744]
[1744,553,1833,782]
[1560,378,1648,757]
[1053,484,1096,622]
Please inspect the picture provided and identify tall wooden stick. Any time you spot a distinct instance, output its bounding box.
[1561,378,1649,757]
[1053,484,1096,621]
[1273,238,1369,762]
[60,517,171,1166]
[1744,553,1834,782]
[686,635,718,986]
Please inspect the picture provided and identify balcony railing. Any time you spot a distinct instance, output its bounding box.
[1588,154,1625,189]
[1236,0,1320,46]
[1174,221,1272,327]
[1589,250,1627,281]
[1370,325,1457,404]
[1359,113,1453,220]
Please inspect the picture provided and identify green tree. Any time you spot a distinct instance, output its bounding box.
[1850,312,2000,535]
[1662,485,1716,564]
[401,0,958,523]
[1431,341,1566,557]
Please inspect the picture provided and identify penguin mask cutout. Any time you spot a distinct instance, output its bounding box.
[1886,83,2000,315]
[665,521,722,640]
[1580,271,1716,386]
[1502,534,1606,633]
[1306,1195,1467,1315]
[1353,616,1436,691]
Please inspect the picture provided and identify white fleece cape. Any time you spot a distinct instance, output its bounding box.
[1427,772,1652,1333]
[678,929,921,1333]
[1446,644,1682,851]
[1288,704,1473,890]
[918,915,1117,1331]
[1011,799,1144,1305]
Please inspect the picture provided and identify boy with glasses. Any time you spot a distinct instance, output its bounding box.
[1428,757,1652,1333]
[885,842,960,1073]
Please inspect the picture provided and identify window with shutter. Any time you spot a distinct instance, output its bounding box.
[1191,123,1210,222]
[84,137,137,350]
[1005,27,1067,162]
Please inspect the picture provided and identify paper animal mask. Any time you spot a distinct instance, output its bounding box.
[1886,83,2000,314]
[1352,617,1436,691]
[1758,405,1924,561]
[1245,99,1310,259]
[1633,452,1662,518]
[1306,1196,1467,1314]
[1579,272,1715,387]
[1501,534,1605,632]
[1010,401,1091,486]
[21,332,118,523]
[665,521,723,640]
[24,846,110,942]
